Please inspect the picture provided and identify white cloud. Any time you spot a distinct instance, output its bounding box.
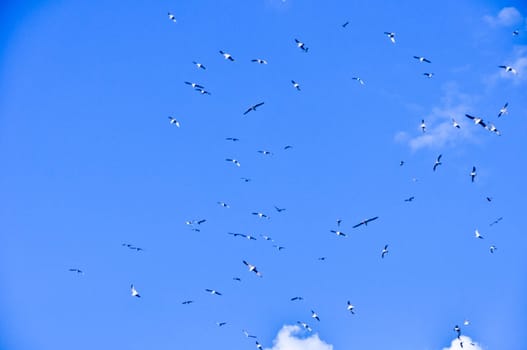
[264,325,333,350]
[442,335,483,350]
[484,7,523,27]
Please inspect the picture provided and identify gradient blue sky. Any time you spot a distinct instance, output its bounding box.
[1,1,527,350]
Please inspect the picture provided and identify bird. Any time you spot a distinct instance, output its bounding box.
[68,268,83,274]
[243,329,257,338]
[228,232,257,240]
[216,322,227,327]
[205,289,222,296]
[273,244,286,251]
[342,21,350,28]
[244,102,265,115]
[384,31,396,43]
[274,206,286,213]
[225,137,240,142]
[404,196,415,202]
[474,229,484,239]
[290,296,304,301]
[399,160,405,166]
[251,58,268,64]
[352,216,379,228]
[454,325,461,338]
[311,310,320,321]
[243,260,262,277]
[283,145,293,150]
[330,229,346,237]
[233,277,242,282]
[433,154,442,171]
[184,81,204,89]
[490,245,497,253]
[196,219,207,225]
[240,177,251,182]
[168,116,180,127]
[131,246,144,252]
[291,80,301,90]
[192,61,206,70]
[513,30,519,36]
[130,284,140,298]
[167,12,177,23]
[381,244,389,258]
[486,123,500,136]
[420,119,426,133]
[498,65,517,74]
[260,234,273,241]
[347,301,355,314]
[252,212,269,219]
[219,50,234,61]
[336,218,343,227]
[256,341,263,350]
[414,56,431,63]
[452,119,461,128]
[498,102,508,117]
[225,158,241,167]
[297,321,312,332]
[352,77,365,85]
[181,300,194,305]
[486,196,493,202]
[294,38,309,52]
[257,150,273,155]
[423,72,434,78]
[217,201,229,208]
[489,217,503,226]
[195,88,211,95]
[465,114,487,128]
[470,166,477,182]
[318,256,327,261]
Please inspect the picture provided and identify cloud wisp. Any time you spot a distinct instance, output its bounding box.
[442,335,483,350]
[483,7,523,27]
[264,325,333,350]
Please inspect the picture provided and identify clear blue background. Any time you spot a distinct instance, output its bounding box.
[1,1,526,349]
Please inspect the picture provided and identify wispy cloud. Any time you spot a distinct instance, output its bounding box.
[396,83,478,151]
[264,325,333,350]
[483,7,523,27]
[442,335,483,350]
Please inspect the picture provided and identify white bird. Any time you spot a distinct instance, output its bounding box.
[490,245,497,253]
[244,102,265,115]
[168,116,180,127]
[381,244,389,258]
[219,50,234,61]
[414,56,432,63]
[225,158,241,167]
[216,322,227,327]
[255,341,263,350]
[251,58,268,64]
[465,114,487,128]
[513,30,519,36]
[297,321,312,332]
[252,212,269,219]
[294,38,309,52]
[423,72,434,78]
[205,288,222,296]
[474,229,484,239]
[352,77,365,85]
[470,166,477,182]
[68,268,83,274]
[167,12,177,23]
[260,234,274,241]
[257,150,273,156]
[192,61,206,70]
[131,284,141,298]
[384,31,396,43]
[347,301,355,314]
[452,119,461,129]
[217,201,229,208]
[433,154,442,171]
[184,81,204,89]
[291,80,301,90]
[311,310,320,321]
[498,102,508,117]
[420,119,426,133]
[243,329,257,338]
[486,123,500,135]
[498,65,517,74]
[195,88,211,95]
[330,229,346,237]
[243,260,262,277]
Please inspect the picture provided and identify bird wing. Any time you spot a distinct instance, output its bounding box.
[367,216,379,223]
[352,222,364,228]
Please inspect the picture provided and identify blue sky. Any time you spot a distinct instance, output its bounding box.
[1,1,527,349]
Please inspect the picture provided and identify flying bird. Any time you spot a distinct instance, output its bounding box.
[168,116,180,127]
[342,21,350,28]
[195,88,211,95]
[297,321,312,332]
[352,216,379,228]
[228,232,257,240]
[205,289,222,296]
[251,58,268,64]
[290,296,304,301]
[489,217,503,226]
[465,114,487,128]
[474,229,484,239]
[181,300,194,305]
[347,301,355,314]
[498,102,508,117]
[498,65,517,74]
[413,56,431,63]
[294,38,309,52]
[252,212,269,219]
[243,329,257,338]
[219,50,234,61]
[399,160,405,166]
[192,61,206,70]
[423,72,434,78]
[291,80,301,90]
[452,119,461,129]
[260,234,273,241]
[486,196,493,202]
[244,102,265,115]
[318,257,327,261]
[240,177,251,182]
[384,31,396,43]
[184,81,204,89]
[243,260,262,277]
[226,137,240,142]
[68,268,83,274]
[216,322,227,327]
[274,206,286,213]
[404,196,415,202]
[433,154,442,171]
[381,244,389,258]
[330,229,346,237]
[256,341,263,350]
[283,145,293,150]
[233,277,242,282]
[257,150,273,155]
[273,244,286,251]
[130,284,140,298]
[513,30,519,36]
[311,310,320,321]
[167,12,177,23]
[217,201,229,208]
[486,123,500,135]
[490,245,497,253]
[420,119,426,133]
[336,218,343,227]
[454,325,461,338]
[352,77,365,85]
[225,158,241,167]
[470,166,477,182]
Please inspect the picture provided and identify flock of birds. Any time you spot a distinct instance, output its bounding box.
[61,10,523,350]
